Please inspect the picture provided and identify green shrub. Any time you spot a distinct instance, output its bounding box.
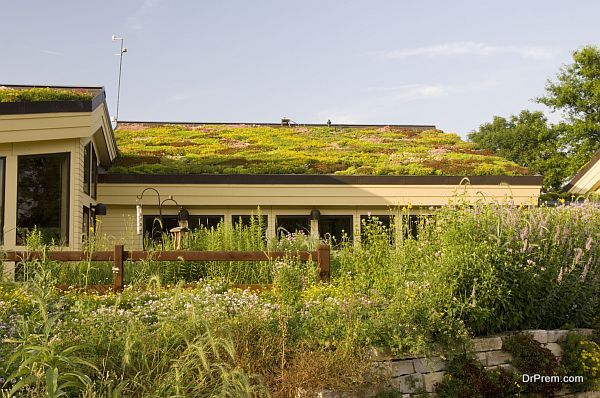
[435,352,519,398]
[560,334,600,392]
[503,333,561,395]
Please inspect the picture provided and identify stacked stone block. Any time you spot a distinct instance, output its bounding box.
[315,329,596,398]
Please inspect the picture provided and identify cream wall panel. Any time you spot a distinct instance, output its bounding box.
[96,206,142,250]
[98,183,540,207]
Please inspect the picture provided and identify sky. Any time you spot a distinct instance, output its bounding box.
[1,1,599,137]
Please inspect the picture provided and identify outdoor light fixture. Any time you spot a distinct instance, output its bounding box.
[136,188,190,247]
[92,203,107,216]
[310,209,321,221]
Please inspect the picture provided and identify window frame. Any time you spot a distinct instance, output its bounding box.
[16,152,70,246]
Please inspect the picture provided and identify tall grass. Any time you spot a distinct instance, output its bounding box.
[3,201,599,397]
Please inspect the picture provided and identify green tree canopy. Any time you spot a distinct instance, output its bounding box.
[468,111,567,190]
[537,45,600,171]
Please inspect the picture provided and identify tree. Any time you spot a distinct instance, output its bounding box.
[468,111,567,190]
[537,45,600,171]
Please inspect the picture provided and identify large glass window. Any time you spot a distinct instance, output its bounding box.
[143,215,224,243]
[17,153,70,245]
[319,215,353,244]
[194,215,223,230]
[91,148,98,199]
[276,215,310,237]
[360,215,394,244]
[83,142,98,199]
[82,206,90,241]
[0,157,5,244]
[83,142,91,195]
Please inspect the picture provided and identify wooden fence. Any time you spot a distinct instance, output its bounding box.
[3,244,330,292]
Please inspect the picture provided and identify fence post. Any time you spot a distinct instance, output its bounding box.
[113,245,124,292]
[317,244,330,282]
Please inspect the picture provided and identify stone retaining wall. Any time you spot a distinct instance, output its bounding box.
[317,329,597,398]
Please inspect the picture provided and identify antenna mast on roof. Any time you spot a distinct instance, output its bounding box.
[111,35,127,125]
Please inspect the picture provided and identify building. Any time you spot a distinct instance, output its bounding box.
[564,149,600,195]
[0,85,543,265]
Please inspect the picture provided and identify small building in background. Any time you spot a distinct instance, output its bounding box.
[564,149,600,195]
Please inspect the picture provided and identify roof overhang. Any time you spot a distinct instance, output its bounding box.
[564,149,600,194]
[0,84,117,166]
[99,173,543,186]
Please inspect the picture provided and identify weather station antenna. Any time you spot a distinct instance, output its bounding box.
[111,35,127,126]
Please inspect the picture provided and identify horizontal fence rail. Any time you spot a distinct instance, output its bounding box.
[2,244,331,292]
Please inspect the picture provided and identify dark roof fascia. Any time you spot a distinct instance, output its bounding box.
[0,84,105,115]
[117,120,437,130]
[563,148,600,192]
[98,173,543,186]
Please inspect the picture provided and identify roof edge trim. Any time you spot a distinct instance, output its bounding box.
[99,173,543,186]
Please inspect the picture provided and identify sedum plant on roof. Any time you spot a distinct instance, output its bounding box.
[110,123,532,176]
[0,87,93,102]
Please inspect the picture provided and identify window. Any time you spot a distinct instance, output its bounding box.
[83,142,98,199]
[399,215,430,239]
[17,153,70,245]
[91,147,98,199]
[82,206,90,241]
[319,215,353,244]
[193,215,223,230]
[144,215,179,243]
[276,215,310,237]
[143,215,224,243]
[83,142,91,195]
[360,215,393,243]
[232,214,268,236]
[232,215,268,228]
[0,157,5,244]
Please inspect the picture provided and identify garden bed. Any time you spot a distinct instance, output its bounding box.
[1,202,599,397]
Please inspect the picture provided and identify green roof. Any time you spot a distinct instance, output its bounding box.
[109,123,531,176]
[0,86,94,102]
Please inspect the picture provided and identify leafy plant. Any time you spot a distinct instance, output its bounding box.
[503,333,561,395]
[110,123,530,176]
[435,352,519,398]
[560,333,600,392]
[4,254,98,397]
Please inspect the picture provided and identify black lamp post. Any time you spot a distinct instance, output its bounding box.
[136,188,189,249]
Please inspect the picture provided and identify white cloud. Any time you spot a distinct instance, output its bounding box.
[40,49,62,56]
[379,41,558,60]
[317,79,499,124]
[367,84,449,101]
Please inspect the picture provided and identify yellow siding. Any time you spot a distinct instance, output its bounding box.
[98,183,541,208]
[0,107,113,255]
